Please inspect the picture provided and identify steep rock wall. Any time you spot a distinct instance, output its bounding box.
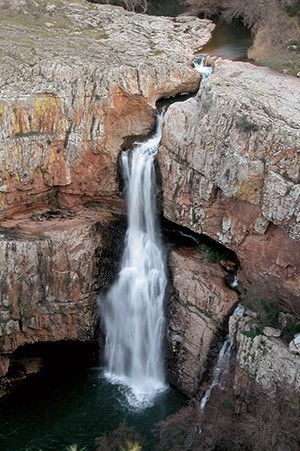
[0,0,215,392]
[0,0,214,218]
[159,60,300,314]
[0,206,125,382]
[167,247,238,396]
[229,309,300,408]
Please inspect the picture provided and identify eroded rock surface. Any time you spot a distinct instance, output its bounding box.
[159,60,300,313]
[0,205,125,378]
[167,247,238,396]
[0,0,214,218]
[229,311,300,405]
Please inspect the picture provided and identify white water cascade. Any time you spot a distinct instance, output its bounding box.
[199,304,244,411]
[193,55,213,82]
[200,337,233,411]
[101,113,167,408]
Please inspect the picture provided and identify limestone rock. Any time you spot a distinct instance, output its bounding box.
[0,0,214,219]
[263,327,282,338]
[167,247,238,396]
[159,59,300,314]
[289,334,300,355]
[0,205,125,361]
[230,313,300,398]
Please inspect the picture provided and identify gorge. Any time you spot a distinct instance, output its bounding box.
[0,0,299,449]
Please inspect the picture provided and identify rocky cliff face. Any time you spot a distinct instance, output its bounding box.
[167,247,238,396]
[159,59,300,315]
[0,205,125,394]
[0,0,215,394]
[0,0,213,219]
[229,309,300,408]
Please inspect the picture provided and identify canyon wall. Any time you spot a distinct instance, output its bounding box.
[167,247,238,395]
[159,59,300,315]
[0,0,299,405]
[0,0,213,218]
[0,0,214,393]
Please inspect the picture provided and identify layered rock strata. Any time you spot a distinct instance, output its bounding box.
[167,247,238,396]
[0,205,125,388]
[0,0,214,219]
[159,59,300,314]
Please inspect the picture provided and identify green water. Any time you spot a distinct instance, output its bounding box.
[147,1,251,61]
[199,20,252,61]
[0,367,186,451]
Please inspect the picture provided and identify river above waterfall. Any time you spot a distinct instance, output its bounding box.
[198,20,252,61]
[0,367,186,450]
[148,1,252,61]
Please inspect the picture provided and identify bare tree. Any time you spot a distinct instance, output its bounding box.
[123,0,148,13]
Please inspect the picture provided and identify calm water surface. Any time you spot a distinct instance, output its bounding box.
[148,0,252,60]
[0,368,186,450]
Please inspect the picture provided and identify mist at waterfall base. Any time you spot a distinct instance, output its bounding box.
[100,113,168,409]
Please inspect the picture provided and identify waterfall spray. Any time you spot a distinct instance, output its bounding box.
[101,113,167,408]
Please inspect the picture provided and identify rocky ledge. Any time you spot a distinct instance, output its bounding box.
[0,0,214,219]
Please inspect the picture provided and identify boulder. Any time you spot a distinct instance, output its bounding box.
[289,333,300,355]
[263,327,282,338]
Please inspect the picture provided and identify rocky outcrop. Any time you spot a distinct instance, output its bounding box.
[0,205,125,382]
[0,0,214,219]
[229,310,300,407]
[0,0,215,394]
[159,59,300,314]
[167,247,238,396]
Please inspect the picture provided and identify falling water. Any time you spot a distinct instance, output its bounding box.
[193,55,213,81]
[101,113,167,408]
[200,337,233,411]
[199,304,245,411]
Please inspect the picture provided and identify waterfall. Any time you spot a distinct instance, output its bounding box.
[101,113,167,408]
[193,55,213,81]
[199,305,244,411]
[200,337,233,411]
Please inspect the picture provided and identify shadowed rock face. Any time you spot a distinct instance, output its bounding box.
[0,0,214,219]
[166,248,238,396]
[0,205,126,383]
[159,59,300,314]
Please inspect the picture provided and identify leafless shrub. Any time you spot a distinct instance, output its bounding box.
[154,384,300,451]
[154,405,202,450]
[123,0,148,12]
[87,0,148,13]
[95,422,143,451]
[184,0,300,70]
